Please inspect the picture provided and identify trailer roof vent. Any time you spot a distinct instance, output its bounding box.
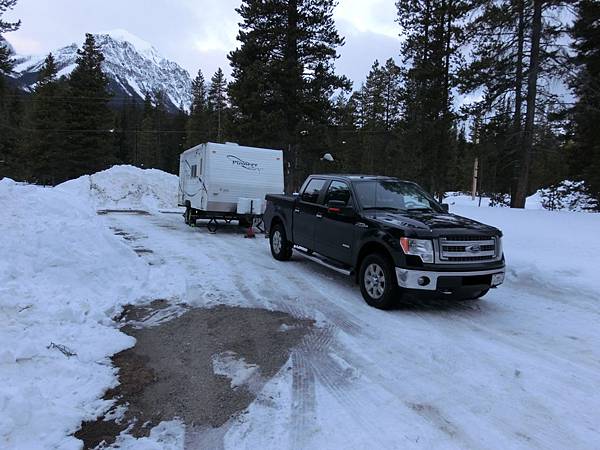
[225,142,239,146]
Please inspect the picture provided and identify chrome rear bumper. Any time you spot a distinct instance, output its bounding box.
[395,267,505,291]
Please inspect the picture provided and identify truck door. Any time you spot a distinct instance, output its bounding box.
[315,180,356,265]
[293,178,327,251]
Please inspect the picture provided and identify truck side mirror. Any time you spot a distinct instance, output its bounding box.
[327,199,354,216]
[442,203,449,212]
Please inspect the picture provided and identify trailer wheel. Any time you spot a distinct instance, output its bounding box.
[270,223,292,261]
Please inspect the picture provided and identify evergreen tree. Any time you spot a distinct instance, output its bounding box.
[63,33,113,181]
[165,105,188,173]
[0,0,21,179]
[0,0,19,75]
[187,69,208,146]
[153,90,168,169]
[459,0,570,207]
[207,68,228,142]
[228,0,350,192]
[138,92,158,168]
[361,59,402,131]
[113,96,140,165]
[27,53,65,184]
[0,86,23,179]
[570,0,600,209]
[396,0,472,199]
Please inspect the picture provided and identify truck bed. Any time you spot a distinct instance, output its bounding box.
[265,194,296,204]
[264,194,297,238]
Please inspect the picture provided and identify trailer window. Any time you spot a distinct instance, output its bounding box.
[191,165,197,177]
[199,158,202,175]
[301,179,326,203]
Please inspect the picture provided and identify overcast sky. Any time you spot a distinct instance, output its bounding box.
[4,0,401,87]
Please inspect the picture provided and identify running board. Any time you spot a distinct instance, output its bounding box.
[294,246,353,276]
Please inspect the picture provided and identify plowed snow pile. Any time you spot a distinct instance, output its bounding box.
[0,168,182,449]
[57,165,179,212]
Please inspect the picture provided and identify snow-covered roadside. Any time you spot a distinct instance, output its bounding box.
[451,204,600,298]
[0,175,179,449]
[446,192,543,209]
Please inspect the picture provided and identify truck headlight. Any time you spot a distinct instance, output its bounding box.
[400,238,434,263]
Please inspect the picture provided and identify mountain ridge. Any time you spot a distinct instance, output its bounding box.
[8,30,193,112]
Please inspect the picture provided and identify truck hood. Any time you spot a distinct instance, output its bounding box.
[367,210,501,235]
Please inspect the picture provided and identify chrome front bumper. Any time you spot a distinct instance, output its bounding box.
[395,267,505,291]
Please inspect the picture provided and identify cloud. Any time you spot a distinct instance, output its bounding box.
[3,0,404,85]
[4,34,43,55]
[335,0,399,39]
[336,19,402,86]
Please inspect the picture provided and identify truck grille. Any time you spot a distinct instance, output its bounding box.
[438,236,499,264]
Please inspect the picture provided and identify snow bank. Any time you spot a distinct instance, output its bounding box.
[446,192,543,209]
[0,181,150,449]
[447,180,598,212]
[57,165,179,212]
[451,204,600,298]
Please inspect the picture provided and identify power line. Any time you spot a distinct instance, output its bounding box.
[0,124,187,134]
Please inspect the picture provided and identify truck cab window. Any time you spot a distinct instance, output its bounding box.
[325,181,352,206]
[301,179,326,203]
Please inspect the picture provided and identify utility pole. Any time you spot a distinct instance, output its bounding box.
[217,106,222,142]
[472,157,479,200]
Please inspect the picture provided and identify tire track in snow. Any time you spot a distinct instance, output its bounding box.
[289,350,317,449]
[110,214,406,446]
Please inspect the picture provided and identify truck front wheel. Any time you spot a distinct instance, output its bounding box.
[359,253,400,309]
[270,223,293,261]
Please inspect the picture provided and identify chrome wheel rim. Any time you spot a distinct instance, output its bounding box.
[365,263,385,299]
[272,230,282,254]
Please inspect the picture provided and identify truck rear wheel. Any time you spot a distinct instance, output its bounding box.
[359,253,400,309]
[270,223,293,261]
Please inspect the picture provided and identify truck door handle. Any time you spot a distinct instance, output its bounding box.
[315,213,323,219]
[294,208,300,213]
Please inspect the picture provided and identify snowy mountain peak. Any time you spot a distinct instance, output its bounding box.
[9,31,193,111]
[100,29,155,54]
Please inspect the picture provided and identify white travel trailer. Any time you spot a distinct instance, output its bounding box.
[178,142,284,231]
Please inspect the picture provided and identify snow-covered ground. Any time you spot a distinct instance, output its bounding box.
[1,166,599,449]
[446,181,598,212]
[0,168,183,449]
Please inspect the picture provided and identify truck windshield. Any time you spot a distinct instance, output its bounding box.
[353,180,443,213]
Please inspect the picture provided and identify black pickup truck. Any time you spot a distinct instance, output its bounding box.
[264,175,505,309]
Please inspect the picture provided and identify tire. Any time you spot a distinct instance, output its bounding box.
[359,253,400,309]
[270,223,293,261]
